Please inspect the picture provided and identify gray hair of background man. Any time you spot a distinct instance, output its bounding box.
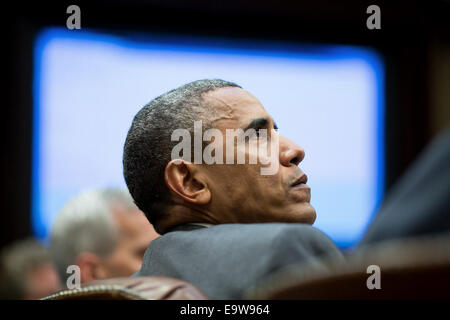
[123,79,241,234]
[50,188,137,281]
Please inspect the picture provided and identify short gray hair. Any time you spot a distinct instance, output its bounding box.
[49,188,137,281]
[123,79,241,233]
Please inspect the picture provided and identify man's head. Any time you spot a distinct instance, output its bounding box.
[0,238,61,300]
[50,188,159,284]
[123,79,316,234]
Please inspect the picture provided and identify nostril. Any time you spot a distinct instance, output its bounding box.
[290,157,299,165]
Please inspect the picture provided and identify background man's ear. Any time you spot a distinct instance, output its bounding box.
[165,159,211,205]
[75,252,108,283]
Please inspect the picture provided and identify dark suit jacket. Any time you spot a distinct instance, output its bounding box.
[359,127,450,245]
[136,223,344,299]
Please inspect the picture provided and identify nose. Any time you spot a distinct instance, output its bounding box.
[279,135,305,167]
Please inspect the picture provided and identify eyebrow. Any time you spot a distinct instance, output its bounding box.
[244,118,278,131]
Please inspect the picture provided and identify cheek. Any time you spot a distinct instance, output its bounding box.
[109,244,141,274]
[240,171,284,209]
[207,165,246,192]
[119,245,140,263]
[211,167,254,211]
[258,171,286,195]
[206,163,284,208]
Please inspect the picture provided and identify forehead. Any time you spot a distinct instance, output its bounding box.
[203,87,272,129]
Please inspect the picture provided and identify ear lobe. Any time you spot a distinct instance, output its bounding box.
[165,159,211,205]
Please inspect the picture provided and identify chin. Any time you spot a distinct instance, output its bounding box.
[305,206,317,224]
[291,203,316,225]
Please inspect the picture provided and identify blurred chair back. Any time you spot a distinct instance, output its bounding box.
[42,276,209,300]
[246,234,450,299]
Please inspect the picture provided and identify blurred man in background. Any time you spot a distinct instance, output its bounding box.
[50,188,159,286]
[0,238,61,299]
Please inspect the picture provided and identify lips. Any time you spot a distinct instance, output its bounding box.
[291,174,308,188]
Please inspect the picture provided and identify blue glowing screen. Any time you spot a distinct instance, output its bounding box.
[33,28,384,248]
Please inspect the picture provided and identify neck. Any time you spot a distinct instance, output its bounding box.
[158,203,219,234]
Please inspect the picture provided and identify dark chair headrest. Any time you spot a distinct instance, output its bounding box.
[246,233,450,299]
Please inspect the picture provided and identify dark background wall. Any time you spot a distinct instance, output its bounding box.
[2,0,450,248]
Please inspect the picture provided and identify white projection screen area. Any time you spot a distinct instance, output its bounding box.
[33,28,384,248]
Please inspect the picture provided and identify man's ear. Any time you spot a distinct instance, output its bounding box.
[165,159,211,205]
[75,252,108,284]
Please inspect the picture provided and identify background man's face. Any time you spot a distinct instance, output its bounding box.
[102,206,159,277]
[200,87,316,224]
[24,262,61,300]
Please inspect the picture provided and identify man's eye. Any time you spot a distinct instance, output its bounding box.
[254,128,266,137]
[248,128,269,140]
